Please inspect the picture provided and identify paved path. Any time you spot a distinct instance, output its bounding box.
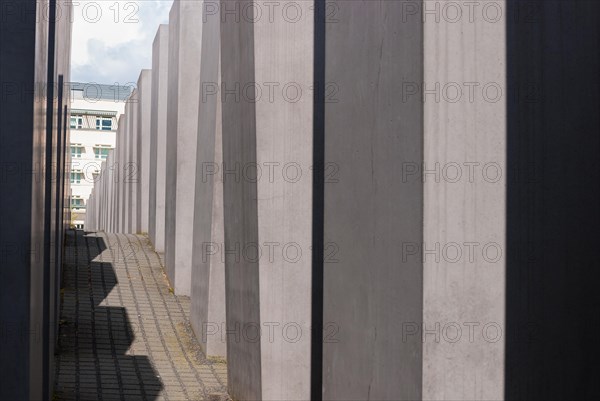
[55,230,228,401]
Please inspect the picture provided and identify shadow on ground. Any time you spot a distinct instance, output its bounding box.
[54,230,162,400]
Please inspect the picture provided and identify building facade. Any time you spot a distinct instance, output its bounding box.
[68,83,131,228]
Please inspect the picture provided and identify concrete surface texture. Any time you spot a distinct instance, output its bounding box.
[165,0,204,296]
[149,24,169,253]
[190,3,227,359]
[422,3,506,399]
[322,2,424,400]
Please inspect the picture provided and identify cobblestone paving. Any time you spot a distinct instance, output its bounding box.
[55,230,229,401]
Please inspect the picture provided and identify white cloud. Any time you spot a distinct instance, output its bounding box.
[71,0,173,85]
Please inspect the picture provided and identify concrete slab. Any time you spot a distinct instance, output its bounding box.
[127,89,139,234]
[220,2,314,399]
[149,25,169,253]
[105,153,113,232]
[137,70,152,234]
[165,0,204,295]
[118,114,126,233]
[190,4,226,358]
[123,105,129,232]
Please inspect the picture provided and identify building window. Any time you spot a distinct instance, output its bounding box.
[70,172,83,184]
[71,198,85,208]
[94,147,110,159]
[70,115,83,129]
[71,146,83,158]
[96,117,112,131]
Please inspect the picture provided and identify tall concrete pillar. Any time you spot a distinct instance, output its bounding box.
[113,134,120,233]
[220,1,314,399]
[124,98,134,233]
[115,115,120,232]
[191,3,226,358]
[149,25,169,253]
[122,105,129,232]
[118,114,126,232]
[127,90,139,234]
[165,0,204,295]
[107,146,113,231]
[107,151,115,233]
[137,70,152,234]
[114,116,119,231]
[97,164,102,231]
[100,160,107,231]
[106,156,111,232]
[104,155,110,232]
[93,165,99,231]
[85,193,91,229]
[97,166,103,231]
[91,193,96,230]
[92,182,97,231]
[94,157,103,231]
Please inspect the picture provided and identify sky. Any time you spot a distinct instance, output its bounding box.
[71,1,173,86]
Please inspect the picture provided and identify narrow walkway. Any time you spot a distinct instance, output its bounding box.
[55,230,228,401]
